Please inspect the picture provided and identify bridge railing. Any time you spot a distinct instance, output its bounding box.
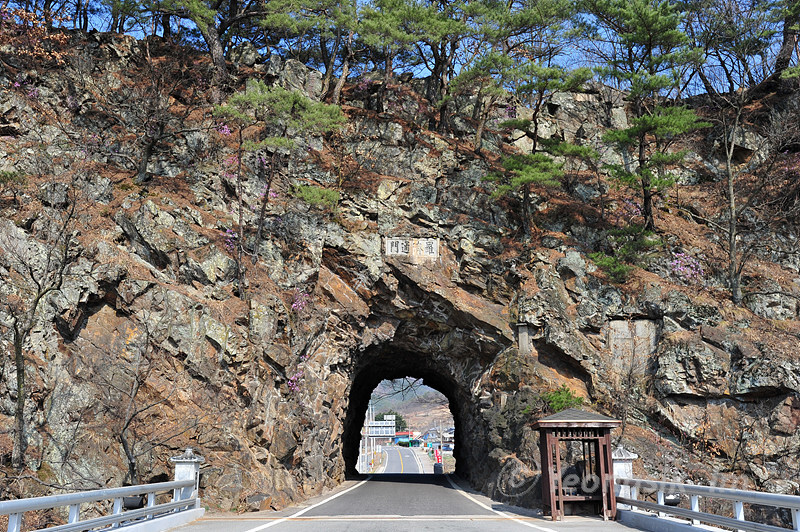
[616,477,800,532]
[0,448,205,532]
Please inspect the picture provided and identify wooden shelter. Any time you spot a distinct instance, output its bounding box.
[534,408,621,521]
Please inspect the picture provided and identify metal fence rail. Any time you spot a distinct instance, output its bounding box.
[0,448,205,532]
[616,478,800,532]
[0,480,195,532]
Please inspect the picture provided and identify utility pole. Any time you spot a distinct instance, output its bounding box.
[367,401,373,472]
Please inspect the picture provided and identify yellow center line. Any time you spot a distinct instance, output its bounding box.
[398,448,404,473]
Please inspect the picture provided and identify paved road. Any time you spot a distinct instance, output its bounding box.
[380,445,424,474]
[172,459,641,531]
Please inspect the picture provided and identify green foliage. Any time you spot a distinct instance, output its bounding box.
[582,0,707,230]
[589,224,662,282]
[589,252,634,282]
[607,225,663,255]
[488,153,563,197]
[293,184,340,208]
[542,138,601,167]
[214,81,345,151]
[0,170,25,188]
[603,106,710,192]
[541,385,584,413]
[499,119,533,132]
[514,64,592,110]
[359,0,417,64]
[782,65,800,79]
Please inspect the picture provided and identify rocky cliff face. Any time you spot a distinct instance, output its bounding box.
[1,33,799,511]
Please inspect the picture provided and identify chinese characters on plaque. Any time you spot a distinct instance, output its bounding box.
[384,237,439,261]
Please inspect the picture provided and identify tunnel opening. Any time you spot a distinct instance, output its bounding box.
[342,347,475,480]
[355,378,455,474]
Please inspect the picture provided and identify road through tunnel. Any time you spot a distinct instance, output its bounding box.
[342,346,480,479]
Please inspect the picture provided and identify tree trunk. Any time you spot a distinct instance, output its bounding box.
[252,153,277,264]
[474,110,485,153]
[522,185,532,239]
[639,137,655,231]
[202,25,228,103]
[376,51,394,114]
[161,14,171,39]
[135,127,161,184]
[331,30,353,105]
[120,431,138,484]
[726,120,742,304]
[12,325,25,470]
[774,11,799,80]
[320,32,340,99]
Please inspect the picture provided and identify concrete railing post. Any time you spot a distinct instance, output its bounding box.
[691,494,700,525]
[170,448,205,509]
[612,446,638,510]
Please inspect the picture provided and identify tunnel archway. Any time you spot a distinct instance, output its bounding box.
[342,345,480,479]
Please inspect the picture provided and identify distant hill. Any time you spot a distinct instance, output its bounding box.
[371,379,454,433]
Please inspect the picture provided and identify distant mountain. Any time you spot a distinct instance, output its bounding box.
[370,379,454,433]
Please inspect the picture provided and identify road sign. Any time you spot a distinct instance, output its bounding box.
[434,449,442,464]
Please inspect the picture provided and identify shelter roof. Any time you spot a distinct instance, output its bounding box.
[533,408,620,429]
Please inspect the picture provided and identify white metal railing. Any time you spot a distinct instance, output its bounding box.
[616,478,800,532]
[0,448,204,532]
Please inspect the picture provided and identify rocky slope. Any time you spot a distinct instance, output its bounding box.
[1,32,799,513]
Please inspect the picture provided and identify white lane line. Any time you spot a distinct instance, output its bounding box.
[241,476,371,531]
[256,516,535,521]
[410,447,424,473]
[445,475,558,532]
[376,449,388,474]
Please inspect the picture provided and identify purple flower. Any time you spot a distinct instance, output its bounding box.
[670,252,704,285]
[221,228,238,252]
[291,289,310,311]
[287,370,304,392]
[216,123,232,137]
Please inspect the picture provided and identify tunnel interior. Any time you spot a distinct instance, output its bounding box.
[342,347,474,478]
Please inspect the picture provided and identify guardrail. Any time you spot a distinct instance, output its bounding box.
[616,478,800,532]
[0,448,205,532]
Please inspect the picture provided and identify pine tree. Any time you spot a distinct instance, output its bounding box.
[582,0,708,231]
[485,153,563,237]
[214,81,344,296]
[462,0,586,235]
[359,0,417,112]
[403,0,473,131]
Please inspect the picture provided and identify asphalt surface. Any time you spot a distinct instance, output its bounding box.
[380,445,424,474]
[171,446,640,532]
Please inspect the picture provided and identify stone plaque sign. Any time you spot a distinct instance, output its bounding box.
[385,238,410,256]
[417,238,439,258]
[384,237,439,260]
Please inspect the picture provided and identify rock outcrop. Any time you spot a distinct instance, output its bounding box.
[0,32,798,512]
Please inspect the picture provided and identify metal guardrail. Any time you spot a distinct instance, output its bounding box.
[0,479,196,532]
[0,448,204,532]
[616,478,800,532]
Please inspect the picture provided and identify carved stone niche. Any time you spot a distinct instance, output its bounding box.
[605,319,660,377]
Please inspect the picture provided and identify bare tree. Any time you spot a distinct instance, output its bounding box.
[63,45,209,186]
[0,181,78,470]
[697,100,800,304]
[88,314,202,484]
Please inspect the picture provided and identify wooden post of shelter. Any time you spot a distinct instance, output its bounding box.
[534,408,621,521]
